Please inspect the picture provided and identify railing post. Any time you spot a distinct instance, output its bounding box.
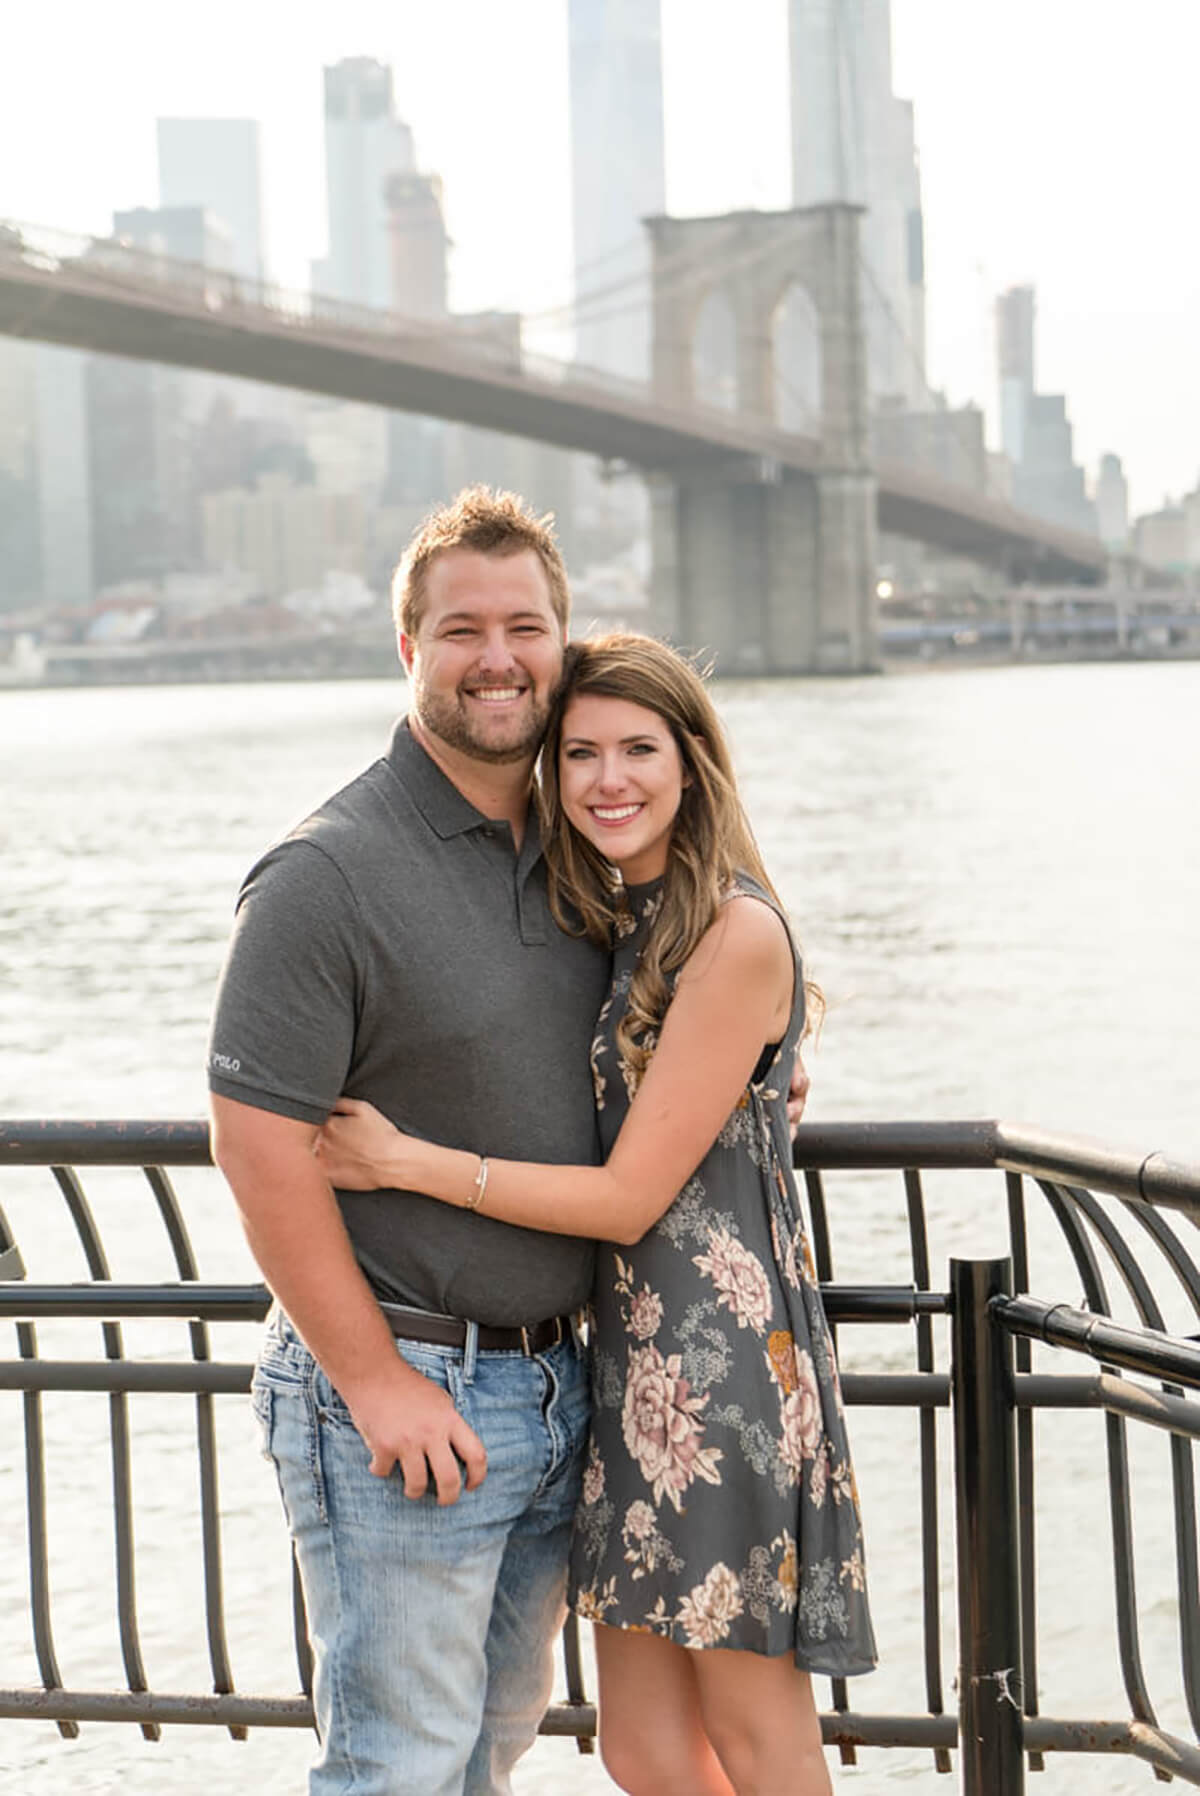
[950,1257,1024,1795]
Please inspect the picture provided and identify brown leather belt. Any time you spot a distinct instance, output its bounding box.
[382,1305,572,1357]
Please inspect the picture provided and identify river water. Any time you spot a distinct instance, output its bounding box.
[1,661,1198,1793]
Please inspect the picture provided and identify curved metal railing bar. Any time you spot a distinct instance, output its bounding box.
[1064,1186,1200,1740]
[1035,1180,1160,1741]
[0,1198,78,1739]
[143,1164,244,1740]
[51,1164,159,1742]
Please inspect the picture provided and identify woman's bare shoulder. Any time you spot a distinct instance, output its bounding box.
[680,888,793,989]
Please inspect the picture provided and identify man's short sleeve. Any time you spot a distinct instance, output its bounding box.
[207,841,360,1124]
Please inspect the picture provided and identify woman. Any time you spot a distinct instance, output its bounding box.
[317,633,876,1795]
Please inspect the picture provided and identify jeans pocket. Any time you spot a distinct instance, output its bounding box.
[249,1378,273,1459]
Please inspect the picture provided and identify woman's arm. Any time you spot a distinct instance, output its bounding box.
[316,896,794,1245]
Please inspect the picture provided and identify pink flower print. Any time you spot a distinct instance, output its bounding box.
[693,1226,774,1334]
[627,1284,664,1340]
[623,1500,656,1542]
[676,1563,744,1647]
[621,1343,723,1512]
[841,1549,866,1592]
[808,1444,829,1509]
[778,1348,823,1478]
[581,1440,605,1506]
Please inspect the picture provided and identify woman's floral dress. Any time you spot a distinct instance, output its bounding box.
[569,875,877,1675]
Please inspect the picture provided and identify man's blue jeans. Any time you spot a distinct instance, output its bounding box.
[251,1309,589,1796]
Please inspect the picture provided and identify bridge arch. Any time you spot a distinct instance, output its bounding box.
[646,204,868,463]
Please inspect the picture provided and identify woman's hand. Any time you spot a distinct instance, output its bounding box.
[315,1097,412,1191]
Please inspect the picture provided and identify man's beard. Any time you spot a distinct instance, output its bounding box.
[413,679,552,765]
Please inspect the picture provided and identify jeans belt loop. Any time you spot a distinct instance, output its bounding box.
[463,1319,478,1384]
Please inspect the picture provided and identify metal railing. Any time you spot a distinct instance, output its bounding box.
[2,1118,1199,1790]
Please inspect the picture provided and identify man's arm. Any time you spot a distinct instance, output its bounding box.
[211,1094,486,1505]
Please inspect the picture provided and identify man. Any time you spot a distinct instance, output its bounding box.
[209,488,608,1795]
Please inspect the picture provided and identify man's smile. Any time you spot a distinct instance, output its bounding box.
[465,684,527,705]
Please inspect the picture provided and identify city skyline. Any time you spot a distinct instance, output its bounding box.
[0,0,1195,517]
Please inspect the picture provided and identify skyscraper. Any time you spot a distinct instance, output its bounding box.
[788,0,927,407]
[33,346,93,605]
[1094,453,1129,550]
[995,284,1035,465]
[568,0,666,379]
[314,59,416,309]
[995,286,1096,537]
[113,206,234,271]
[157,118,265,281]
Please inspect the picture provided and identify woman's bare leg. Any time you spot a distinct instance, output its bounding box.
[593,1624,735,1796]
[692,1648,832,1796]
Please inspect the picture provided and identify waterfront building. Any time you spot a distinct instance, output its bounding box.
[90,207,242,585]
[86,349,191,587]
[156,118,265,282]
[202,473,367,597]
[386,171,450,322]
[1094,452,1130,550]
[1011,394,1096,538]
[32,345,94,606]
[567,0,665,381]
[313,58,416,310]
[995,285,1097,538]
[1133,502,1189,575]
[113,205,234,273]
[0,338,33,482]
[565,1,663,569]
[995,284,1035,465]
[788,0,927,409]
[305,402,390,498]
[0,341,38,609]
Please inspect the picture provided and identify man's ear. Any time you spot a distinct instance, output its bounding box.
[399,632,415,675]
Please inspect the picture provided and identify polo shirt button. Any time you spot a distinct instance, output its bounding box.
[480,825,494,838]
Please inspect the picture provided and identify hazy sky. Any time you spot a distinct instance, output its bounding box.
[1,0,1195,515]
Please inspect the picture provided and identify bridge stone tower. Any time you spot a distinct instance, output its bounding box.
[645,204,878,674]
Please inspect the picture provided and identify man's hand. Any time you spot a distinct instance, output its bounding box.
[787,1049,811,1137]
[345,1359,488,1506]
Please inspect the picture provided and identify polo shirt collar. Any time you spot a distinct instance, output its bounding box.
[387,717,541,851]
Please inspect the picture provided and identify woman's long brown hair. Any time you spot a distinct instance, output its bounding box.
[538,632,802,1081]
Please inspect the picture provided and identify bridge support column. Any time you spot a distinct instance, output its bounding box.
[648,464,879,675]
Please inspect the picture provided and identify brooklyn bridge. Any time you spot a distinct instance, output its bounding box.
[0,213,1108,674]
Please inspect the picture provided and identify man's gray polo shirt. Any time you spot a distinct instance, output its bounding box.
[207,719,610,1326]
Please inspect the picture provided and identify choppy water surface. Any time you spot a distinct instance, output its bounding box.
[1,662,1198,1793]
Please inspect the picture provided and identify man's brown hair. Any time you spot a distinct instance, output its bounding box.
[392,486,570,639]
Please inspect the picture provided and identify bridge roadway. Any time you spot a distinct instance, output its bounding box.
[0,225,1105,583]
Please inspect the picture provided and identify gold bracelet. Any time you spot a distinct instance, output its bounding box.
[466,1155,489,1212]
